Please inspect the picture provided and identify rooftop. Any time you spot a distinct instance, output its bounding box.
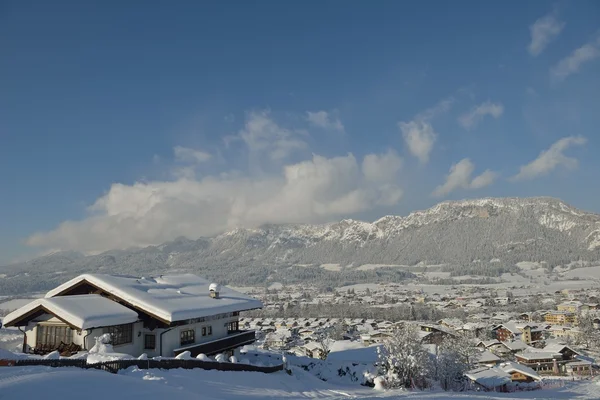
[3,294,138,330]
[46,273,262,323]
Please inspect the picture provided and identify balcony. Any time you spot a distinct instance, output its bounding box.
[173,330,256,357]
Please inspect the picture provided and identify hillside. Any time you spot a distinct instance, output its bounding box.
[1,197,600,294]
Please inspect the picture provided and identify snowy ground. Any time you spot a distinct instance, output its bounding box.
[0,365,598,400]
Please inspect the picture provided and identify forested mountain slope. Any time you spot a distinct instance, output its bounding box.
[2,197,599,294]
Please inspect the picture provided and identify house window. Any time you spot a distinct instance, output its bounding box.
[207,325,212,335]
[180,329,195,346]
[227,321,239,333]
[202,327,207,336]
[106,324,133,346]
[144,334,156,350]
[37,325,72,348]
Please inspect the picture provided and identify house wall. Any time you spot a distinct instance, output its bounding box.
[159,315,240,357]
[23,315,86,352]
[21,313,245,358]
[82,321,146,355]
[494,327,513,342]
[510,372,534,382]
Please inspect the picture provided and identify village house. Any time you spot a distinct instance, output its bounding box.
[491,322,543,344]
[556,301,583,313]
[475,350,501,367]
[543,311,578,325]
[3,273,262,358]
[514,351,563,374]
[418,324,456,345]
[465,362,541,392]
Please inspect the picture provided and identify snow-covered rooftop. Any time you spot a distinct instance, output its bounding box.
[499,361,542,381]
[45,273,263,323]
[3,294,138,330]
[476,350,501,364]
[465,366,511,389]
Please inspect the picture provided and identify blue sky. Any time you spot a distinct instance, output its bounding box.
[1,1,599,263]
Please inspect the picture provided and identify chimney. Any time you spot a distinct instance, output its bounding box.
[209,283,221,299]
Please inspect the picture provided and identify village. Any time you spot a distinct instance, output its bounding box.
[238,281,600,390]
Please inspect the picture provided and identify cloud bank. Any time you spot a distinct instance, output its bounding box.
[27,112,404,253]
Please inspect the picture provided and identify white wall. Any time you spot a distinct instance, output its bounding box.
[82,321,145,355]
[21,314,242,358]
[23,315,83,352]
[160,315,239,357]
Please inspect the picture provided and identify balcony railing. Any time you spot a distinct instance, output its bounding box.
[173,330,256,357]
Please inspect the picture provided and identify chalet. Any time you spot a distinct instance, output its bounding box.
[465,362,542,391]
[418,324,456,345]
[302,341,326,359]
[492,340,531,356]
[542,342,580,361]
[499,362,542,383]
[515,351,563,374]
[3,274,262,358]
[492,323,520,342]
[492,322,543,344]
[475,350,501,367]
[566,360,594,376]
[464,366,511,392]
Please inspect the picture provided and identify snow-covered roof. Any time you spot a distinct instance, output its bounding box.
[515,351,561,361]
[45,274,262,323]
[465,367,511,389]
[499,361,542,381]
[3,294,138,330]
[543,342,579,355]
[502,340,530,351]
[476,350,501,364]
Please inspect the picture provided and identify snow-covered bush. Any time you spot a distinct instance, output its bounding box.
[228,356,237,363]
[175,351,192,360]
[138,353,148,360]
[215,353,227,363]
[43,350,60,360]
[89,334,114,354]
[373,376,386,391]
[376,325,432,390]
[196,353,211,361]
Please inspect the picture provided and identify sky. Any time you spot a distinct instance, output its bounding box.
[1,1,599,264]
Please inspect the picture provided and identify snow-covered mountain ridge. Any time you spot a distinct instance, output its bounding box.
[217,197,600,248]
[1,197,599,294]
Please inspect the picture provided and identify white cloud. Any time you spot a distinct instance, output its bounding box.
[432,158,497,197]
[550,37,600,81]
[399,120,437,164]
[528,13,565,56]
[458,101,504,129]
[306,111,345,132]
[239,110,307,160]
[173,146,212,163]
[362,149,403,183]
[511,136,587,181]
[27,150,404,253]
[470,170,497,189]
[399,97,453,164]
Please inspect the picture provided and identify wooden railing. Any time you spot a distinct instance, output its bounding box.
[2,358,284,374]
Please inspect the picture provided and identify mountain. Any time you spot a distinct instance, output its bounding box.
[2,197,600,295]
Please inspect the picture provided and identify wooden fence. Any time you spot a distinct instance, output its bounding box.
[2,358,284,374]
